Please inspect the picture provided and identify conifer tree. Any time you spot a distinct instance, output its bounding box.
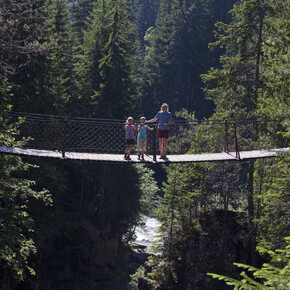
[202,0,266,119]
[97,2,135,118]
[72,0,112,116]
[0,80,51,288]
[0,2,53,286]
[139,0,182,115]
[202,0,289,253]
[48,0,74,113]
[70,0,95,40]
[138,0,235,117]
[74,0,136,118]
[7,0,73,114]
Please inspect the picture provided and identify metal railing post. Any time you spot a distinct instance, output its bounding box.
[152,125,157,162]
[60,120,67,159]
[224,120,229,153]
[234,122,240,160]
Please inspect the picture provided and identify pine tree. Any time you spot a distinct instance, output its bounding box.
[202,0,266,120]
[134,0,160,49]
[0,79,51,288]
[48,0,74,114]
[138,0,235,118]
[97,2,135,118]
[74,0,136,118]
[70,0,95,40]
[7,0,73,114]
[208,236,290,289]
[0,0,48,78]
[139,0,182,115]
[202,0,290,257]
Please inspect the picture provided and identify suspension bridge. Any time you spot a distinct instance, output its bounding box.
[0,112,289,163]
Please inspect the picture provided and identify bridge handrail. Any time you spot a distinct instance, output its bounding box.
[7,111,289,125]
[5,111,289,159]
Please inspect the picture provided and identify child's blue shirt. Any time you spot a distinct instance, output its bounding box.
[138,125,147,139]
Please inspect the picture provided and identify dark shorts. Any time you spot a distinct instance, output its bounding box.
[157,129,169,139]
[126,139,135,145]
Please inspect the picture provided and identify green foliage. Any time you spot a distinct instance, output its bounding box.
[208,236,290,289]
[73,0,137,118]
[134,164,159,215]
[47,0,74,113]
[139,1,289,287]
[97,3,135,118]
[0,80,51,287]
[0,0,48,78]
[139,0,234,118]
[257,0,290,140]
[0,0,73,114]
[70,0,94,39]
[202,0,266,119]
[72,0,113,116]
[1,0,288,288]
[254,154,290,249]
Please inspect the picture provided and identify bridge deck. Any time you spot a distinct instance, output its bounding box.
[0,146,288,163]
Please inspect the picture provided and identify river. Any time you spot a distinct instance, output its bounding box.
[133,215,161,253]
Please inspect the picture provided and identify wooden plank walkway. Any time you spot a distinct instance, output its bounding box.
[0,146,289,163]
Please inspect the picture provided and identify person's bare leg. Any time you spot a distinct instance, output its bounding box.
[159,138,164,156]
[137,140,140,158]
[125,145,129,159]
[163,138,168,155]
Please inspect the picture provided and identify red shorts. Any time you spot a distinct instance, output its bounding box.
[157,129,169,139]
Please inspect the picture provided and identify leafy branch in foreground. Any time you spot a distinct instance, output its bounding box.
[0,79,51,287]
[208,237,290,289]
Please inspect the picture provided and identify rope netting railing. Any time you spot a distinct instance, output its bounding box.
[7,112,289,160]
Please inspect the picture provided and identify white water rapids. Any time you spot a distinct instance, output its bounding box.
[133,216,161,253]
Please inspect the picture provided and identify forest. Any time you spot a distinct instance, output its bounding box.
[0,0,289,289]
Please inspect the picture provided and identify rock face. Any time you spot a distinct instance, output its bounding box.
[137,210,252,290]
[22,162,144,290]
[181,210,251,289]
[171,210,249,290]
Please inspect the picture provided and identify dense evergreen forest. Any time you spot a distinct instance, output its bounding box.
[0,0,289,289]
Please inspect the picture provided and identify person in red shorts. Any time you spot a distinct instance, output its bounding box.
[146,103,172,159]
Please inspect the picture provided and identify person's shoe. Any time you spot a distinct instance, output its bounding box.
[141,154,145,161]
[163,155,168,160]
[137,154,141,160]
[159,155,164,159]
[124,153,127,160]
[127,155,131,160]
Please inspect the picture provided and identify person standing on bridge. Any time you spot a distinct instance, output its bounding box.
[124,117,136,160]
[146,103,172,159]
[137,117,154,161]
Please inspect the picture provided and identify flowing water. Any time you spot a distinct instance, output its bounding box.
[133,216,161,253]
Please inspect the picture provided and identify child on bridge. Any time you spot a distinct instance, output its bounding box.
[137,117,153,161]
[124,117,136,160]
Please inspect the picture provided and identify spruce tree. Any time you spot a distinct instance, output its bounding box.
[202,0,266,119]
[74,0,136,118]
[201,0,290,255]
[138,0,235,118]
[0,79,51,288]
[97,2,135,118]
[6,0,73,114]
